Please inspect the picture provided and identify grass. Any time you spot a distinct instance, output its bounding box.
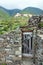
[2,63,7,65]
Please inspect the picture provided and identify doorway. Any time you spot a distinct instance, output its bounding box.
[22,32,33,56]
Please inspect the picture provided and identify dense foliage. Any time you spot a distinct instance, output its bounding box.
[0,16,28,34]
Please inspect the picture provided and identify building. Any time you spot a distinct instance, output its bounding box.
[15,13,21,17]
[28,14,32,17]
[23,14,28,17]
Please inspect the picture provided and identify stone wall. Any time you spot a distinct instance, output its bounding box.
[0,28,22,63]
[28,15,43,28]
[35,31,43,65]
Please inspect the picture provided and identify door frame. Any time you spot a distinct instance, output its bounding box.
[22,31,33,57]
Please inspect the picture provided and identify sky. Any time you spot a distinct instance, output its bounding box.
[0,0,43,10]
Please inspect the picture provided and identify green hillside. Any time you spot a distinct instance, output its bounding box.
[0,8,10,19]
[20,7,43,15]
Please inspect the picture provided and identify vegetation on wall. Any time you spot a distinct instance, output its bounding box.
[0,16,29,34]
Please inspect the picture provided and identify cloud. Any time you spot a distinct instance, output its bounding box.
[0,0,43,10]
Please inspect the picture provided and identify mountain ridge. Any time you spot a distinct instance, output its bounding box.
[0,6,43,16]
[0,6,21,16]
[20,7,43,15]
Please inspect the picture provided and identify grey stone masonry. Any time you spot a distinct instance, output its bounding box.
[0,27,22,63]
[35,30,43,65]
